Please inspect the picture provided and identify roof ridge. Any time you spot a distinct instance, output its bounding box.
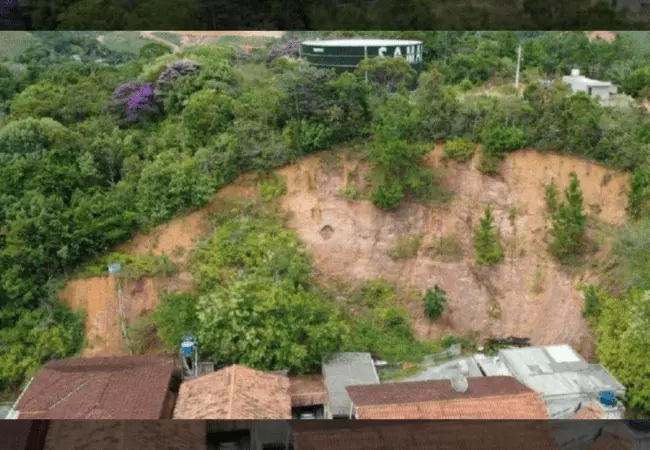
[356,391,544,410]
[227,365,236,419]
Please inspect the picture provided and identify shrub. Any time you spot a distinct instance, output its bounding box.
[474,204,504,265]
[424,285,447,320]
[628,167,650,219]
[581,284,602,318]
[545,179,559,214]
[79,253,177,280]
[259,173,287,202]
[152,292,200,350]
[550,172,586,264]
[389,235,422,260]
[444,137,475,163]
[428,234,463,262]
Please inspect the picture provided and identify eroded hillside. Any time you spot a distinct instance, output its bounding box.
[59,146,629,359]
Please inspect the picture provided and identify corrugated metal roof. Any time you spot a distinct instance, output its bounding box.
[562,75,613,87]
[473,354,513,377]
[499,346,625,401]
[322,353,379,417]
[0,404,11,419]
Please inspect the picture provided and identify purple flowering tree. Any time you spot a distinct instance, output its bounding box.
[107,82,161,124]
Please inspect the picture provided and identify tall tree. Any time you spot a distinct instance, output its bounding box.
[474,203,504,266]
[550,172,586,263]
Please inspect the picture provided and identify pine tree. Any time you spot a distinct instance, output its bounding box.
[551,172,586,263]
[474,203,504,266]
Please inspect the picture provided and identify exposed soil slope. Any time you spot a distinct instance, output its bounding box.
[59,147,629,359]
[276,146,628,358]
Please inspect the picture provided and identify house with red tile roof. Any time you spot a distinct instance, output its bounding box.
[173,364,292,419]
[289,374,329,419]
[9,355,180,419]
[345,375,550,419]
[291,419,560,450]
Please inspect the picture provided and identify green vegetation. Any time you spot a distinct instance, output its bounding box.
[424,285,447,320]
[153,205,348,373]
[596,290,650,413]
[259,173,287,202]
[2,31,650,414]
[443,137,475,163]
[545,180,559,215]
[532,269,545,294]
[79,253,177,279]
[389,235,422,260]
[427,234,464,262]
[474,204,504,266]
[550,172,587,264]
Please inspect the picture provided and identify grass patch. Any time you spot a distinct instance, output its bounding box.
[389,235,422,260]
[426,234,463,262]
[478,154,502,175]
[77,252,177,280]
[100,31,151,54]
[532,269,545,294]
[340,166,366,200]
[509,206,518,225]
[259,173,287,202]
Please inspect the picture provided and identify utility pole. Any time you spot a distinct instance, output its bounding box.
[515,44,522,89]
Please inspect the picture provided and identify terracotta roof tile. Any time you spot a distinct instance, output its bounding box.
[289,375,328,407]
[16,355,175,419]
[291,420,560,450]
[173,364,291,419]
[346,376,549,419]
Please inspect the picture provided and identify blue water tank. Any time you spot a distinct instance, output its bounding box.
[181,342,194,356]
[599,391,617,407]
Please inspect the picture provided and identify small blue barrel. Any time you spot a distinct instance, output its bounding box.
[180,334,196,356]
[599,391,616,407]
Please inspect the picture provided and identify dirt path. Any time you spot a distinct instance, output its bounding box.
[139,31,181,53]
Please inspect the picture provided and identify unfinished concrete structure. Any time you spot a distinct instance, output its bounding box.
[562,69,618,103]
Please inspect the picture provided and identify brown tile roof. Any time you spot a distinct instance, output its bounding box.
[574,402,605,420]
[346,376,549,419]
[15,355,175,419]
[43,420,207,450]
[291,420,560,450]
[289,374,328,407]
[173,364,291,419]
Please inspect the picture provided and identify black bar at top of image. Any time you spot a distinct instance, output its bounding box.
[2,0,650,31]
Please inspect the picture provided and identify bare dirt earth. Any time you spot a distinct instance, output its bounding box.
[276,147,629,358]
[58,190,257,357]
[586,31,617,42]
[59,147,628,359]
